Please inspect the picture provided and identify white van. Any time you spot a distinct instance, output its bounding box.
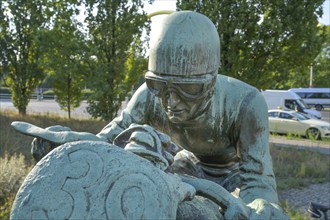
[261,90,321,119]
[289,88,330,111]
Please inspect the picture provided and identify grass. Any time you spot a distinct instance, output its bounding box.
[280,201,311,220]
[270,144,330,191]
[0,154,33,219]
[271,132,330,143]
[0,110,329,219]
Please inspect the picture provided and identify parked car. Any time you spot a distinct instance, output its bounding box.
[268,110,330,140]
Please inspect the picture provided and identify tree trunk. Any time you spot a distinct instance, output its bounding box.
[18,107,27,116]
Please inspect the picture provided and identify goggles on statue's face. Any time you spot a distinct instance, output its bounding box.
[145,71,216,100]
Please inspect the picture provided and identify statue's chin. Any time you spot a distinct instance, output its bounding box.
[167,112,187,124]
[168,117,183,124]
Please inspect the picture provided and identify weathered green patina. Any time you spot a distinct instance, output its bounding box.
[10,11,289,219]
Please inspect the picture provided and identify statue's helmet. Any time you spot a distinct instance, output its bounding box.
[148,11,220,78]
[146,11,220,123]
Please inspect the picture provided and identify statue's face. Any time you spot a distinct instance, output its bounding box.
[145,72,215,123]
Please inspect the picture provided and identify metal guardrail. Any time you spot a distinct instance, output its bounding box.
[0,94,11,99]
[0,93,55,100]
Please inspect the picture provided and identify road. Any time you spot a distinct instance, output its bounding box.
[0,99,92,118]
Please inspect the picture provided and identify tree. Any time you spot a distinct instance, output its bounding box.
[52,65,85,119]
[276,25,330,89]
[176,0,326,90]
[310,25,330,88]
[0,0,47,115]
[38,1,88,119]
[0,2,7,82]
[81,0,150,120]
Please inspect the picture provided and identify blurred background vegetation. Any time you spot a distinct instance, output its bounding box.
[0,0,329,120]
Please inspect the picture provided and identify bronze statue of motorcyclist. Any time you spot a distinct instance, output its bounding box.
[12,11,288,219]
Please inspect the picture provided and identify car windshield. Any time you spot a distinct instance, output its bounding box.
[291,112,310,120]
[297,99,310,109]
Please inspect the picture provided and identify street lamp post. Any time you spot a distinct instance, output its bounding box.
[309,65,313,88]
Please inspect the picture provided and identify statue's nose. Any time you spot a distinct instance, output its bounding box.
[166,91,181,107]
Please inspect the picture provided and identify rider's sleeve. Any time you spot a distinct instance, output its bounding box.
[96,83,150,143]
[236,89,278,204]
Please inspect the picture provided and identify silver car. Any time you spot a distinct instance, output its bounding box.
[268,110,330,140]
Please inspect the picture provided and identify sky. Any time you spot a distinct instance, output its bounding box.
[144,0,330,33]
[319,0,330,26]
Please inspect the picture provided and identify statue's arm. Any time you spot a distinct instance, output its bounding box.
[235,90,289,219]
[97,84,150,143]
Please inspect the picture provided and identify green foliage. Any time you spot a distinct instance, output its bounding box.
[82,0,150,120]
[286,132,300,139]
[311,25,330,88]
[284,25,330,88]
[52,72,84,119]
[36,1,87,119]
[1,0,48,115]
[176,0,326,90]
[0,193,15,219]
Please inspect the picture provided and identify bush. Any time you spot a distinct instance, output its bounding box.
[0,154,33,219]
[0,194,15,219]
[0,154,32,197]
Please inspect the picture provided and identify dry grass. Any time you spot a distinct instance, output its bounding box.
[270,144,330,191]
[0,110,107,165]
[0,154,33,218]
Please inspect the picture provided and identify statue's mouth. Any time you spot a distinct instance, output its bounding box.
[167,108,185,115]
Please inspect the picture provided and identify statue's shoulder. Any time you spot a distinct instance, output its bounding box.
[216,74,260,99]
[133,83,149,97]
[214,75,262,111]
[216,75,258,93]
[129,83,154,105]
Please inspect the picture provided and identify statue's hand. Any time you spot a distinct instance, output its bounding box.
[153,129,182,163]
[224,198,289,220]
[31,125,72,162]
[246,199,290,220]
[114,124,181,170]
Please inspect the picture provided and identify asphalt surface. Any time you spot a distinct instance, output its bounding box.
[279,182,330,218]
[0,99,92,118]
[269,136,330,155]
